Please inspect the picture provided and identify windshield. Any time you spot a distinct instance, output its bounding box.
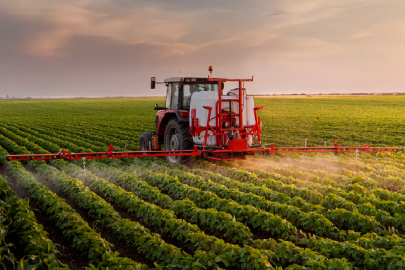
[183,83,219,107]
[190,83,218,92]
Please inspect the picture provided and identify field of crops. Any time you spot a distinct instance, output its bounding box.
[1,96,405,269]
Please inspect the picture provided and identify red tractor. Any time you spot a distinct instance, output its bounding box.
[3,67,401,164]
[140,66,263,163]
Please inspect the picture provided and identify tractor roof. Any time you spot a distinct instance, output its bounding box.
[164,77,211,83]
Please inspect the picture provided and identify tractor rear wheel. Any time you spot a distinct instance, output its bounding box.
[164,119,193,163]
[139,132,152,151]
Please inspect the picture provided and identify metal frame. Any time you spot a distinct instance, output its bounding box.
[189,76,263,159]
[2,144,201,162]
[1,141,402,163]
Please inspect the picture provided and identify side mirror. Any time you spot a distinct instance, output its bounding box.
[151,77,156,89]
[155,103,167,110]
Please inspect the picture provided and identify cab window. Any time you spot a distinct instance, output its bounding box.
[170,83,180,110]
[190,83,218,92]
[182,83,218,108]
[165,84,171,109]
[183,84,200,107]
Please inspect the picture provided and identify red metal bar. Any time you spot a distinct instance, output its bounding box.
[3,148,201,162]
[217,78,222,147]
[254,106,264,144]
[2,143,402,163]
[267,147,400,153]
[239,80,243,128]
[203,106,212,148]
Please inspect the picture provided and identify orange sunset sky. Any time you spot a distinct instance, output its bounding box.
[0,0,404,97]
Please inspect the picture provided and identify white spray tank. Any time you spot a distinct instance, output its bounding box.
[189,88,256,146]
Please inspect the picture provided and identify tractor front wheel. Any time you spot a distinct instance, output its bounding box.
[139,132,152,151]
[164,119,193,163]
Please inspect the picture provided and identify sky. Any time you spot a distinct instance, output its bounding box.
[0,0,404,98]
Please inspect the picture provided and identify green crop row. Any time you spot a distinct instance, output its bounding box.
[0,198,16,269]
[372,188,405,203]
[1,151,68,269]
[0,128,49,154]
[320,193,405,231]
[1,193,70,269]
[0,175,16,199]
[140,160,347,237]
[5,161,128,267]
[321,193,378,215]
[148,159,405,247]
[1,122,133,160]
[0,144,8,166]
[248,153,405,193]
[85,161,253,245]
[7,123,96,153]
[189,165,402,233]
[190,168,323,213]
[241,157,364,189]
[12,122,107,149]
[213,159,405,208]
[193,161,323,204]
[0,134,30,156]
[241,162,336,194]
[298,234,405,269]
[6,163,116,267]
[1,137,149,270]
[132,162,298,239]
[189,167,388,235]
[35,121,138,151]
[53,160,279,270]
[190,170,378,235]
[33,121,136,149]
[232,159,405,232]
[348,232,405,250]
[190,163,396,224]
[195,161,404,233]
[252,238,352,269]
[34,160,208,269]
[149,158,328,215]
[38,119,140,143]
[126,163,353,269]
[241,158,405,217]
[0,176,20,269]
[3,124,90,154]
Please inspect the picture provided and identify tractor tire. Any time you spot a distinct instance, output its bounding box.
[164,119,193,163]
[139,132,152,151]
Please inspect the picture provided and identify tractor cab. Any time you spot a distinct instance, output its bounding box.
[163,77,220,111]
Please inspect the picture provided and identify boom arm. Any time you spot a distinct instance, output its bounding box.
[0,142,402,163]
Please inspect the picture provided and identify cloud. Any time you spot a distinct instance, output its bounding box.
[267,11,284,17]
[349,22,405,40]
[1,0,195,58]
[363,3,403,9]
[0,0,404,97]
